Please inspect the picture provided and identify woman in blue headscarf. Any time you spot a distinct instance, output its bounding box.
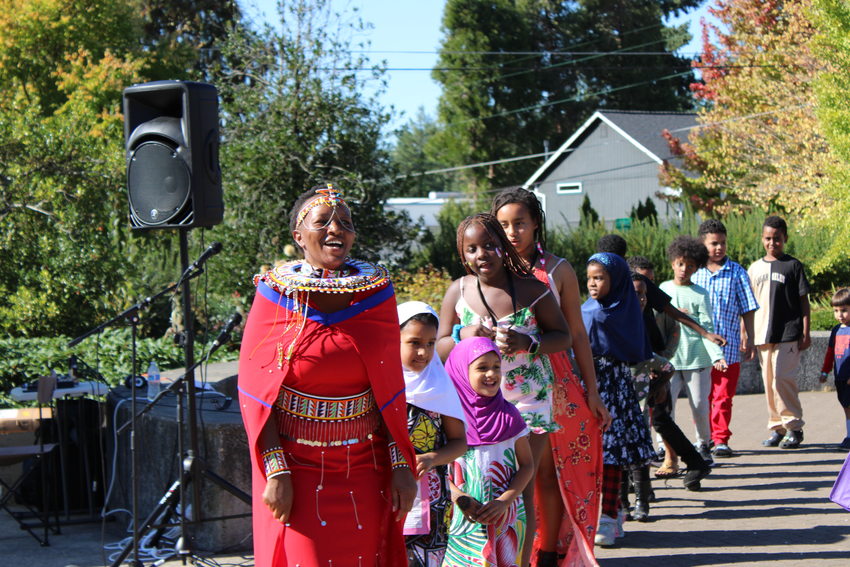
[581,252,656,546]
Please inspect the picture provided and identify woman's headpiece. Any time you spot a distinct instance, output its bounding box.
[295,183,350,229]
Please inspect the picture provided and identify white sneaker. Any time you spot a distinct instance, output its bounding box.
[595,515,617,546]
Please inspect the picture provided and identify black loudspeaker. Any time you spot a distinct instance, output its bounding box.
[123,81,223,230]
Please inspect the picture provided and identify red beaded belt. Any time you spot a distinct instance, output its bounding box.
[275,386,382,447]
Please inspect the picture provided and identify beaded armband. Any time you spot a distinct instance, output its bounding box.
[262,447,291,479]
[388,442,409,470]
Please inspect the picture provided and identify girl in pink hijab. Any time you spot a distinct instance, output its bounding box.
[443,337,534,567]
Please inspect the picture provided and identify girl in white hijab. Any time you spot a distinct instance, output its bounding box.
[398,301,467,566]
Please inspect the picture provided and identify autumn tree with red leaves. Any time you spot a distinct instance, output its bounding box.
[659,0,836,221]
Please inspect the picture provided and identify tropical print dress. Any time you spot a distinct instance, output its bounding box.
[407,404,452,566]
[456,280,558,433]
[442,432,528,567]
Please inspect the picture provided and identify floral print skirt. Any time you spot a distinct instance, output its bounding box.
[594,355,656,467]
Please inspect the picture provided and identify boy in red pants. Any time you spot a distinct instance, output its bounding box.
[693,219,759,458]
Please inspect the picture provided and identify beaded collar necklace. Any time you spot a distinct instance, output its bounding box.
[257,258,390,295]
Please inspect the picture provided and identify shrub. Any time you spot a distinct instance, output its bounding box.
[0,329,239,408]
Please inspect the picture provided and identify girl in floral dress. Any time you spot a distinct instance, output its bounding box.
[398,301,469,566]
[443,337,533,566]
[493,188,607,566]
[581,253,656,546]
[437,213,571,565]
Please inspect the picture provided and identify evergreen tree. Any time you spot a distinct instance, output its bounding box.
[391,109,458,197]
[432,0,701,192]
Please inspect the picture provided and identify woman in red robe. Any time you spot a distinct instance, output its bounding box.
[238,184,417,566]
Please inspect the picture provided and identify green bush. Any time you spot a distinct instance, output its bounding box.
[546,206,848,301]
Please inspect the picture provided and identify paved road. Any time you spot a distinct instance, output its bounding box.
[596,391,850,566]
[2,391,848,566]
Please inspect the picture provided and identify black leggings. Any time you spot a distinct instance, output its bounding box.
[650,383,706,469]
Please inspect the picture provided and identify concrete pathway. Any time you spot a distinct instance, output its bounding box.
[1,391,848,566]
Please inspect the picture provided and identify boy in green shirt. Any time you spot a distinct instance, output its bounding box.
[659,236,727,464]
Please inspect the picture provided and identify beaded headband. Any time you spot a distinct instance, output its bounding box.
[296,183,349,228]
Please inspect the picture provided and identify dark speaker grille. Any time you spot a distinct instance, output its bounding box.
[127,141,191,226]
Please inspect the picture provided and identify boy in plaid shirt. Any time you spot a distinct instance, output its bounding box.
[692,220,759,458]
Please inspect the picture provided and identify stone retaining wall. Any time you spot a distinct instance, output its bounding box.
[735,330,835,394]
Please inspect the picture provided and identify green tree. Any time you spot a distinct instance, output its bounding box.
[579,194,600,227]
[0,0,150,336]
[208,0,419,298]
[391,109,458,197]
[660,0,831,220]
[811,0,850,272]
[136,0,242,79]
[431,0,701,192]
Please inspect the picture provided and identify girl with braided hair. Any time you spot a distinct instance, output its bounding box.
[493,188,607,566]
[436,213,571,565]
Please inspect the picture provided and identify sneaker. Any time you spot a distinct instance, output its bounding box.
[712,443,734,458]
[779,430,804,449]
[839,437,850,451]
[762,430,785,447]
[696,443,714,466]
[656,446,666,461]
[683,465,711,491]
[595,515,618,546]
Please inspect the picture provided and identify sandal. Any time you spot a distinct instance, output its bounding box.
[654,462,680,479]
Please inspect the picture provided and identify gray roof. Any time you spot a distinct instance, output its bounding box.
[597,110,697,161]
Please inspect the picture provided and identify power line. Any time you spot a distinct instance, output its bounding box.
[401,103,812,181]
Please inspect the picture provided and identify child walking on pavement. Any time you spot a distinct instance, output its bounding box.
[582,253,656,546]
[659,236,727,464]
[748,216,811,449]
[692,219,760,459]
[819,288,850,450]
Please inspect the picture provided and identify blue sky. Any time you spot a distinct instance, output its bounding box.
[244,1,714,130]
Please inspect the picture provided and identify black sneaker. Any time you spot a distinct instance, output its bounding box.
[779,430,803,449]
[762,430,785,447]
[839,437,850,451]
[683,465,711,491]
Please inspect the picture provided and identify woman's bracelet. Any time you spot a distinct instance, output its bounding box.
[262,447,291,479]
[388,441,409,470]
[451,324,464,344]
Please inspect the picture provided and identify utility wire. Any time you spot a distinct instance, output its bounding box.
[399,103,810,181]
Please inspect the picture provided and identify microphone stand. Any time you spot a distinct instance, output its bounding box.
[68,261,205,567]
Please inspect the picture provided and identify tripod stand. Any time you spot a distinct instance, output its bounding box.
[69,251,204,567]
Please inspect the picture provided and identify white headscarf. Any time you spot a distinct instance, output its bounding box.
[397,301,466,423]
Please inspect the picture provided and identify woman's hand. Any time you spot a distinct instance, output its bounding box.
[475,498,509,525]
[586,390,612,431]
[391,467,417,521]
[262,474,293,524]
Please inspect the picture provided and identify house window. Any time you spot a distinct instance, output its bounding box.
[556,182,582,195]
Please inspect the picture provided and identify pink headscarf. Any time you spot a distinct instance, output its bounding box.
[445,337,527,447]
